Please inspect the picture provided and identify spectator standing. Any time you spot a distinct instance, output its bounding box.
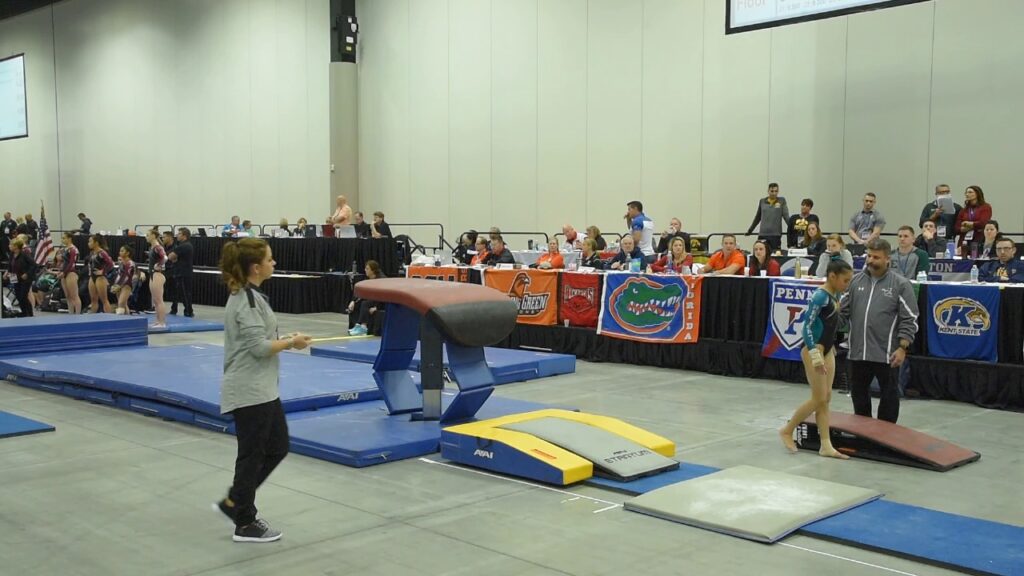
[76,213,92,235]
[747,183,790,253]
[625,201,655,260]
[0,211,16,263]
[787,199,819,249]
[167,228,195,317]
[847,193,885,247]
[954,185,991,257]
[8,239,36,317]
[23,213,39,240]
[330,195,353,227]
[840,238,919,423]
[918,184,961,243]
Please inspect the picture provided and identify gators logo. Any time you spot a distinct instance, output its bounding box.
[933,297,991,337]
[608,277,684,334]
[506,272,550,317]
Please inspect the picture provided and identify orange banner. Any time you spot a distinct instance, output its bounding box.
[483,269,559,326]
[405,266,471,283]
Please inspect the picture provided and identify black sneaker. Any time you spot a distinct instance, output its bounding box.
[212,498,236,524]
[233,519,282,543]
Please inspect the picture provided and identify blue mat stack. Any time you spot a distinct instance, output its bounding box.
[148,315,224,334]
[0,315,148,357]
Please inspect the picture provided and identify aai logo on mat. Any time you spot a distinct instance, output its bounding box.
[770,284,818,350]
[933,297,992,337]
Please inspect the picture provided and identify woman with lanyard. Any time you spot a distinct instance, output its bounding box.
[650,237,693,274]
[146,229,168,328]
[86,234,114,314]
[57,231,82,315]
[955,185,992,257]
[977,221,1001,259]
[213,238,311,543]
[779,259,854,459]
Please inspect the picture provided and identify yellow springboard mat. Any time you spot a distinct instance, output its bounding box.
[623,465,882,543]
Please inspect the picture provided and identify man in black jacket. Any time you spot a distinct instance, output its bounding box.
[371,211,392,239]
[484,236,516,266]
[0,211,16,263]
[167,228,195,317]
[655,217,690,255]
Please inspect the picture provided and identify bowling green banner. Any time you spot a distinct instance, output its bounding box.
[482,268,559,326]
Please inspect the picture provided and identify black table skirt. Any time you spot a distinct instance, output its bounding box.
[74,236,399,276]
[172,271,353,315]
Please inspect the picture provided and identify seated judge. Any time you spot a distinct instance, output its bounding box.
[453,230,478,264]
[649,236,693,273]
[222,215,242,237]
[352,211,372,238]
[533,238,565,270]
[655,218,691,256]
[914,220,945,257]
[469,237,490,266]
[979,238,1024,283]
[976,220,1002,259]
[484,236,515,266]
[371,211,392,239]
[578,238,604,269]
[293,217,315,237]
[700,235,746,275]
[607,235,644,271]
[747,240,781,277]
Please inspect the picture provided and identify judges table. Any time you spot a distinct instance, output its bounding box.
[512,250,580,267]
[407,265,1024,410]
[74,235,400,275]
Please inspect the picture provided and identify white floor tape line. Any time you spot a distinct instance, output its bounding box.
[418,457,623,513]
[779,542,920,576]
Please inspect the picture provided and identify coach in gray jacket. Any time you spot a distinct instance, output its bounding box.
[840,238,919,423]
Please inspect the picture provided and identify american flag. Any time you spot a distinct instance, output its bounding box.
[34,216,54,267]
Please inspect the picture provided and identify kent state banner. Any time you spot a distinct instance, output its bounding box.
[597,273,702,344]
[761,278,825,361]
[927,283,999,363]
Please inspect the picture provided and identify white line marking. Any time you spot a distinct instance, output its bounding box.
[418,458,623,512]
[779,542,920,576]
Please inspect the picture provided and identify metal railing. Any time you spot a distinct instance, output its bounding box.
[462,230,549,250]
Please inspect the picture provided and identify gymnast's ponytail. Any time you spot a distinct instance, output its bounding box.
[220,238,268,293]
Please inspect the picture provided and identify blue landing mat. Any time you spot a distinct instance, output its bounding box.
[287,395,562,468]
[0,410,54,438]
[584,462,719,494]
[148,315,224,334]
[310,339,576,385]
[0,315,148,356]
[0,345,384,418]
[804,500,1024,576]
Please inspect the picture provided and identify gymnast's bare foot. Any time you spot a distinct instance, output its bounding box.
[819,447,849,459]
[779,429,797,454]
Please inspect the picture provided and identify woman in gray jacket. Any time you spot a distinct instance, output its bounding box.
[213,238,312,543]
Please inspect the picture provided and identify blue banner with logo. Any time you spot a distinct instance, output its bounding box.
[927,284,999,362]
[761,279,824,361]
[597,273,702,344]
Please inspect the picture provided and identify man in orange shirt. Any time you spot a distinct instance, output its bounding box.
[701,234,746,276]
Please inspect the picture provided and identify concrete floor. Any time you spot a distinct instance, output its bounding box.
[1,305,1018,576]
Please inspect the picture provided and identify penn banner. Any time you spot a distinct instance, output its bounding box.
[761,278,824,361]
[406,266,471,283]
[927,283,999,362]
[483,268,559,325]
[559,272,602,328]
[597,273,702,344]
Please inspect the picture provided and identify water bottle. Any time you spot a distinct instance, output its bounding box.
[970,265,979,283]
[946,241,955,259]
[916,270,927,283]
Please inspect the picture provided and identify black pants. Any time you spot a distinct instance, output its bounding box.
[228,399,289,527]
[758,235,782,254]
[14,280,33,317]
[169,275,193,316]
[849,360,900,423]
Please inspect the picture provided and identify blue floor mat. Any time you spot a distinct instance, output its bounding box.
[310,339,576,384]
[0,345,383,417]
[804,500,1024,576]
[148,315,224,334]
[584,462,719,494]
[0,315,148,357]
[287,395,563,468]
[0,410,54,438]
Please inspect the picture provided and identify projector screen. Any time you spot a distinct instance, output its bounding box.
[727,0,930,34]
[0,54,29,141]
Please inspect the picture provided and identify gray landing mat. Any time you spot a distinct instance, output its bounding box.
[624,465,882,543]
[499,417,679,481]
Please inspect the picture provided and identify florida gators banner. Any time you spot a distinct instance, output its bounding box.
[483,269,558,325]
[761,278,825,361]
[597,273,702,343]
[560,272,601,328]
[927,283,999,362]
[406,265,471,283]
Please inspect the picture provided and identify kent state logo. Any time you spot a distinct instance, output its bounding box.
[608,277,685,334]
[933,297,991,337]
[771,283,820,350]
[507,272,550,317]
